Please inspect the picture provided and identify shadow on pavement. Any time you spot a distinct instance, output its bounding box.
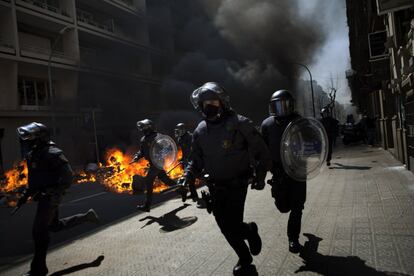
[329,163,372,170]
[139,203,198,232]
[49,255,104,276]
[296,233,409,276]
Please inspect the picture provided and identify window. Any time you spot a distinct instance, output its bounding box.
[18,77,51,107]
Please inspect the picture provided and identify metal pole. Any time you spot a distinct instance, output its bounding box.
[92,109,100,164]
[292,62,316,118]
[47,26,72,139]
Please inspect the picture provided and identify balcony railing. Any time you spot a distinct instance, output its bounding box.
[76,8,146,46]
[20,42,76,61]
[111,0,133,8]
[0,36,16,54]
[0,37,14,49]
[77,9,114,33]
[19,0,71,18]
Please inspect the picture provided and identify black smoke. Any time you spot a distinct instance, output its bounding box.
[159,0,327,122]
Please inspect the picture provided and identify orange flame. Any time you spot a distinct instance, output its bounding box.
[0,161,28,193]
[1,147,185,207]
[0,161,28,207]
[77,147,184,194]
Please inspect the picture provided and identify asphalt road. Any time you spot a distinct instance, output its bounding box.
[0,182,178,269]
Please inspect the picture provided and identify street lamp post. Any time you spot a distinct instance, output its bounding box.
[47,26,73,138]
[292,62,316,118]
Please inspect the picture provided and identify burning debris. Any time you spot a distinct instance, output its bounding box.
[1,148,185,207]
[0,161,28,207]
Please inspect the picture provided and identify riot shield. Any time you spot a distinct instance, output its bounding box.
[280,117,328,182]
[149,134,178,170]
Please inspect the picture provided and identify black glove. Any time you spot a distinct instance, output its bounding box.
[251,170,266,190]
[11,188,31,215]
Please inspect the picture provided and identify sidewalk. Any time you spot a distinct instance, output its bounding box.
[2,145,414,275]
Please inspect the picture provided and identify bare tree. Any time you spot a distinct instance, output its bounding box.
[324,73,341,119]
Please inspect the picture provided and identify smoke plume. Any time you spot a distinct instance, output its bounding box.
[160,0,327,122]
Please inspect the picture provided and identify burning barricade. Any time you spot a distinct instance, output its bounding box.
[0,161,28,207]
[1,147,185,207]
[76,147,184,194]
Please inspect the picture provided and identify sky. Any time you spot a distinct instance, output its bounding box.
[298,0,352,104]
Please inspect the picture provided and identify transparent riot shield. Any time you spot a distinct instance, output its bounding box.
[149,134,178,170]
[281,117,328,182]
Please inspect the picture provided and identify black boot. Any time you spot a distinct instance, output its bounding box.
[233,255,256,276]
[246,222,262,256]
[137,203,151,212]
[22,272,46,276]
[23,268,48,276]
[289,239,301,254]
[190,192,199,202]
[85,209,100,224]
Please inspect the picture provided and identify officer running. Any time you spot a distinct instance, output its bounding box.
[261,90,306,254]
[14,122,99,276]
[180,82,272,275]
[132,119,177,212]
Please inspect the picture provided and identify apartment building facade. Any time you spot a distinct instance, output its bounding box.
[0,0,170,171]
[346,0,414,172]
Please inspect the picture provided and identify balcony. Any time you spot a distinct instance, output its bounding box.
[0,36,15,55]
[76,0,144,17]
[16,0,72,22]
[77,9,114,33]
[20,42,77,65]
[76,8,148,48]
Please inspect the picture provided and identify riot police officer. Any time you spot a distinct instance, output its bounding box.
[15,122,99,276]
[180,82,272,275]
[320,106,338,166]
[261,90,306,254]
[132,119,177,212]
[174,123,198,200]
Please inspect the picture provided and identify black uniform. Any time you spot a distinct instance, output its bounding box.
[186,110,272,265]
[177,131,198,199]
[134,131,177,208]
[177,131,192,165]
[261,113,306,243]
[320,116,339,164]
[25,142,97,275]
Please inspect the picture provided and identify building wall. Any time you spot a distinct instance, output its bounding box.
[0,0,164,170]
[346,0,414,170]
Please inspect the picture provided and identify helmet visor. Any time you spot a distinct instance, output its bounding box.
[16,123,40,140]
[269,99,293,117]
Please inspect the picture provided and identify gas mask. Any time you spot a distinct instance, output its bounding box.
[202,104,223,122]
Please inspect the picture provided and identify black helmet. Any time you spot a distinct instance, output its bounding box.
[321,106,330,118]
[191,82,230,121]
[269,89,295,117]
[174,123,187,138]
[17,122,50,149]
[136,119,154,135]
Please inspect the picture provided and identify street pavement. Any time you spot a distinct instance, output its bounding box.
[1,145,414,276]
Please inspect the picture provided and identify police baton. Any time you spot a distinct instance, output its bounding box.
[166,161,183,175]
